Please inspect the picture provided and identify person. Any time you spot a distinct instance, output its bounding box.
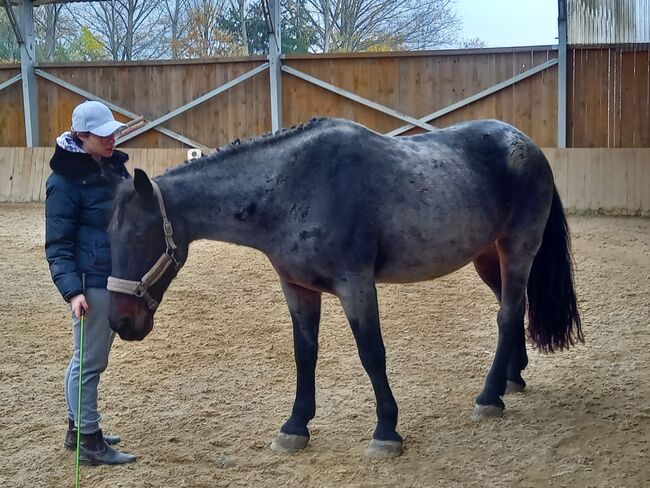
[45,100,136,465]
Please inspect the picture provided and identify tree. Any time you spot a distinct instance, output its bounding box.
[64,26,111,62]
[218,0,317,55]
[305,0,460,52]
[282,0,318,53]
[35,4,79,61]
[231,0,248,55]
[69,0,165,61]
[160,0,191,59]
[459,37,487,49]
[0,6,19,62]
[176,0,242,58]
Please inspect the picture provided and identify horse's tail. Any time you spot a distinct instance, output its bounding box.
[526,187,583,353]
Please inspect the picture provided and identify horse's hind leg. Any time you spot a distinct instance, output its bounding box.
[336,276,402,458]
[473,244,502,301]
[474,236,539,418]
[271,280,321,453]
[473,244,528,394]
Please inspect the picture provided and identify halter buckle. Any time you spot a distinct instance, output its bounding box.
[133,283,146,297]
[166,247,181,270]
[163,219,173,237]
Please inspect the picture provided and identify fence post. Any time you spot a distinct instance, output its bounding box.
[268,0,283,132]
[18,0,39,147]
[557,0,567,148]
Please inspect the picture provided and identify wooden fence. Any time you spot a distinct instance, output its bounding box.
[1,147,648,216]
[1,46,647,149]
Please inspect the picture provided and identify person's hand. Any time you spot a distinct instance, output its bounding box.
[70,294,89,320]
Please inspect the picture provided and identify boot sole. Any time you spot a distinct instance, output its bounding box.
[78,456,136,466]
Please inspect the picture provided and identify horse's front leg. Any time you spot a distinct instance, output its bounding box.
[271,280,321,453]
[337,278,402,458]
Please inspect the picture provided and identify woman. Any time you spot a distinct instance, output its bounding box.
[45,100,136,465]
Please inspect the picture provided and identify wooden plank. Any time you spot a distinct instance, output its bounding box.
[139,148,152,175]
[0,148,16,201]
[554,148,570,204]
[495,52,516,126]
[584,148,600,210]
[39,147,54,201]
[125,148,140,174]
[532,50,555,147]
[0,82,25,146]
[570,49,587,147]
[29,147,47,202]
[632,50,649,147]
[600,148,628,212]
[596,49,620,147]
[565,148,589,211]
[640,149,650,216]
[608,49,622,148]
[619,52,637,148]
[612,148,638,215]
[9,148,29,202]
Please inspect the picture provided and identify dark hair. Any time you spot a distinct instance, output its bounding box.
[70,131,87,148]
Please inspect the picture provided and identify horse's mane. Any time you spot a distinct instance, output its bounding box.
[162,117,332,177]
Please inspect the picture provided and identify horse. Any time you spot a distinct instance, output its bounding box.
[106,117,582,458]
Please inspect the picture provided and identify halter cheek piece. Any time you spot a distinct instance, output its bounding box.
[107,180,181,311]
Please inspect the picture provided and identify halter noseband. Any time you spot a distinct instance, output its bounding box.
[107,180,181,311]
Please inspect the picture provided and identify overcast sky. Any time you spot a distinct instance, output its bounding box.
[455,0,559,47]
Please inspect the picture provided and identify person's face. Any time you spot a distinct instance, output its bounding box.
[78,132,117,158]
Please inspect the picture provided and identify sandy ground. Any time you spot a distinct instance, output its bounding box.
[0,203,648,488]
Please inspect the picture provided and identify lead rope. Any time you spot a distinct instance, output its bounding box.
[75,273,86,488]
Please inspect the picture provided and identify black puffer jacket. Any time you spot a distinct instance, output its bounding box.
[45,142,130,301]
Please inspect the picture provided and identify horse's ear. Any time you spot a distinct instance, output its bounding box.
[133,168,153,199]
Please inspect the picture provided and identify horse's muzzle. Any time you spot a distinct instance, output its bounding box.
[109,293,154,340]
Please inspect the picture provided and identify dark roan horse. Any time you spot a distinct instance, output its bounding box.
[107,118,582,458]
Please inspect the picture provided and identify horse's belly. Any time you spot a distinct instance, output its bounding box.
[374,217,502,283]
[375,247,481,283]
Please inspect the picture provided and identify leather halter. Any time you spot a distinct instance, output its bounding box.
[107,180,181,311]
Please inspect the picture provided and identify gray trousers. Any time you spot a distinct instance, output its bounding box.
[64,287,116,434]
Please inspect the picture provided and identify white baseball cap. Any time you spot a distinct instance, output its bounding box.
[72,101,127,137]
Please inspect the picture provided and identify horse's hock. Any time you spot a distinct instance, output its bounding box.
[1,203,649,487]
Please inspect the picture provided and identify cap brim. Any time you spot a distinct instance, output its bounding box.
[90,120,128,137]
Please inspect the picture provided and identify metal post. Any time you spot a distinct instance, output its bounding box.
[19,0,38,146]
[557,0,567,148]
[268,0,282,132]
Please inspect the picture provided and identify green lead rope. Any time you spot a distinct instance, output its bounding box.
[75,274,86,488]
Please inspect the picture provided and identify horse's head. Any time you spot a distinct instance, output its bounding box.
[107,169,187,341]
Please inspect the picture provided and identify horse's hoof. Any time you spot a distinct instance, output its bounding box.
[365,439,403,459]
[472,403,505,419]
[505,380,525,394]
[270,432,309,453]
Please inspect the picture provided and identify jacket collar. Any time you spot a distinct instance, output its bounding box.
[49,139,129,180]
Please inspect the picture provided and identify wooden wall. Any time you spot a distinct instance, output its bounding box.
[283,49,558,146]
[0,67,25,147]
[35,58,271,150]
[0,47,648,149]
[568,47,650,148]
[543,148,649,214]
[0,48,559,149]
[1,147,648,216]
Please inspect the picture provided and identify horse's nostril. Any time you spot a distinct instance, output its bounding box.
[116,317,133,335]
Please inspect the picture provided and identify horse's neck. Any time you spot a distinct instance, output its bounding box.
[160,152,282,251]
